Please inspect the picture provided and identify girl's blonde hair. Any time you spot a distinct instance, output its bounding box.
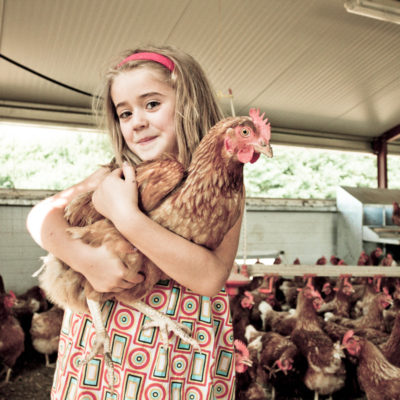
[93,45,223,168]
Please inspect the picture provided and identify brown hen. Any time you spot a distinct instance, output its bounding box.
[37,109,273,388]
[0,279,25,384]
[342,330,400,400]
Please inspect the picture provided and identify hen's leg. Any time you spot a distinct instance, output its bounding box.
[85,298,115,391]
[4,367,11,384]
[131,300,201,352]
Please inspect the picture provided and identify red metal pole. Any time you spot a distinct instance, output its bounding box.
[373,124,400,189]
[372,138,387,189]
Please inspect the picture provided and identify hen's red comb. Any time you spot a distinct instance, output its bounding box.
[322,282,331,289]
[234,339,249,357]
[342,330,354,344]
[249,108,271,142]
[244,291,254,302]
[383,286,389,294]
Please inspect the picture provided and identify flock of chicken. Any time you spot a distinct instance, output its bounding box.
[231,247,400,400]
[0,275,63,385]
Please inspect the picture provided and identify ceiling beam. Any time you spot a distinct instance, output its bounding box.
[371,123,400,189]
[378,124,400,143]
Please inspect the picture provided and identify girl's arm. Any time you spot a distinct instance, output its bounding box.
[92,164,242,297]
[26,167,144,293]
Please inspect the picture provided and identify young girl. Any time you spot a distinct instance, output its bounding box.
[27,45,242,399]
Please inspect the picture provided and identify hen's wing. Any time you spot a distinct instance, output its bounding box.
[292,329,338,370]
[65,191,103,227]
[64,157,184,226]
[136,156,185,212]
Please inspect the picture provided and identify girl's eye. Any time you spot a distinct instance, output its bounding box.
[146,101,160,110]
[240,127,251,137]
[118,110,132,120]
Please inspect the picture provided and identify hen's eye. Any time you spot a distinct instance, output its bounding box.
[240,128,251,137]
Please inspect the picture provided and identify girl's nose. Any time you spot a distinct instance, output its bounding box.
[132,110,148,130]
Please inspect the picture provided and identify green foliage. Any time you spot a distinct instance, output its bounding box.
[244,146,400,199]
[1,123,400,199]
[0,124,113,190]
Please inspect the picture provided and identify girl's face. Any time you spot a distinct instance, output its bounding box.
[111,68,178,161]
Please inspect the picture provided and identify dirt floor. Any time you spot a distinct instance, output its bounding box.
[0,349,55,400]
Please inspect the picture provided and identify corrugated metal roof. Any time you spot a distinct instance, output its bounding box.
[1,0,400,153]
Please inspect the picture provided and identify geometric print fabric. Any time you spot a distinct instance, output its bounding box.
[51,279,236,399]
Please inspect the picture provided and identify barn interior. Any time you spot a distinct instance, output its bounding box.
[1,0,400,399]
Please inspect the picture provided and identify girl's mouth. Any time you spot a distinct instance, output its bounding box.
[137,136,157,145]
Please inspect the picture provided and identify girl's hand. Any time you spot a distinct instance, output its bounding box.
[92,163,139,223]
[79,244,144,293]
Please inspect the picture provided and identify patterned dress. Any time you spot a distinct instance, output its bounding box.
[51,279,236,400]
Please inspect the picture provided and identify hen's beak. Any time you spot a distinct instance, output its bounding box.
[242,358,253,367]
[254,140,273,158]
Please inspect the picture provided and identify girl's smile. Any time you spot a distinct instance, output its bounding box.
[111,68,178,161]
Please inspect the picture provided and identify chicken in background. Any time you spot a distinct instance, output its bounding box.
[11,285,50,357]
[279,279,299,310]
[330,255,345,266]
[230,290,255,343]
[370,247,384,266]
[318,275,355,318]
[30,305,64,367]
[357,250,371,266]
[383,279,400,332]
[234,338,262,400]
[326,288,392,332]
[0,277,25,384]
[258,300,297,337]
[312,257,338,297]
[315,256,327,265]
[234,339,253,373]
[342,330,400,400]
[380,310,400,367]
[290,283,346,399]
[350,277,380,319]
[245,324,309,400]
[12,286,49,317]
[321,282,335,303]
[37,109,273,384]
[322,317,389,347]
[380,253,397,267]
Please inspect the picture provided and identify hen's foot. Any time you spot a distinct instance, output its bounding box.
[86,298,115,393]
[0,367,12,385]
[133,300,201,352]
[45,354,56,368]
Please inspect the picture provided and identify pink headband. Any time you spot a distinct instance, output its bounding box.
[117,52,175,71]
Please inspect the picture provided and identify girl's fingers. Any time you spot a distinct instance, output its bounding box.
[122,162,136,183]
[111,281,137,292]
[124,270,145,284]
[110,167,123,178]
